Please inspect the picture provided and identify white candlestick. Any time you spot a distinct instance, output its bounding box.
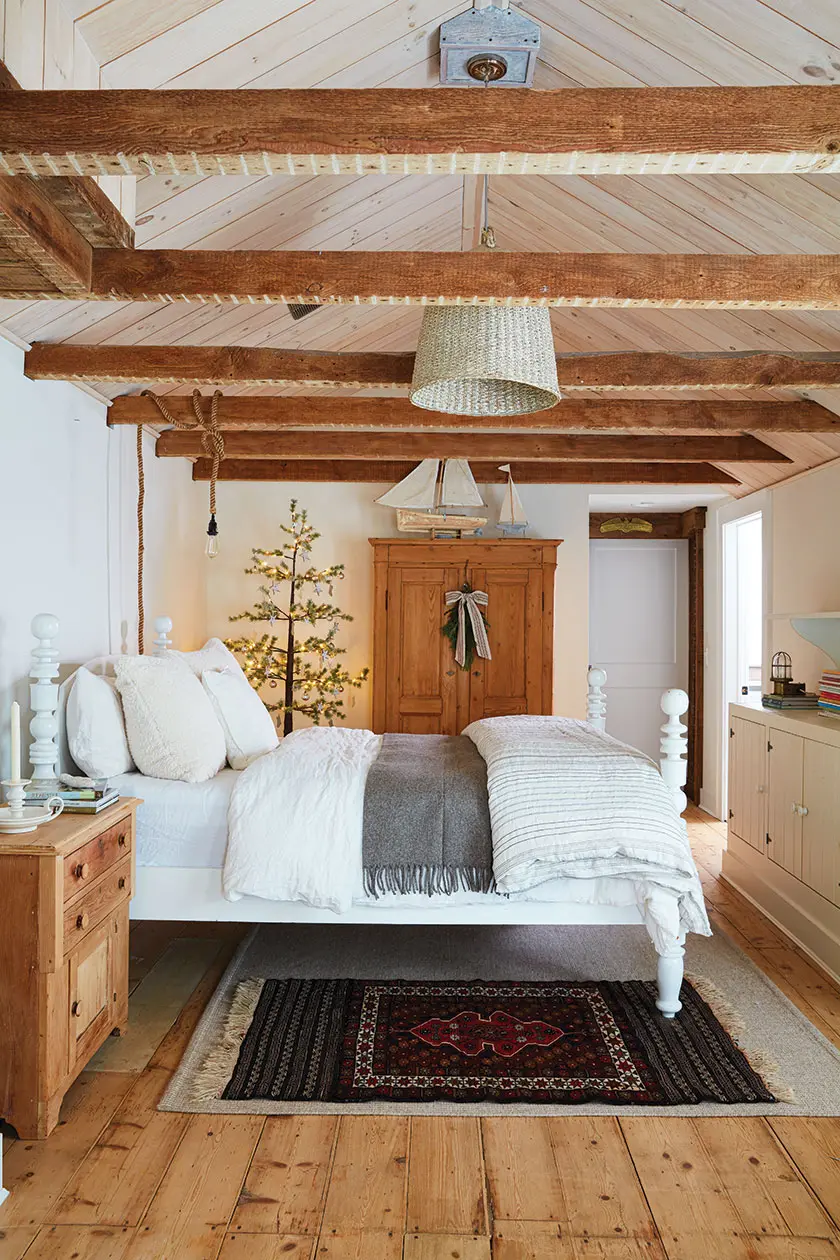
[10,701,20,782]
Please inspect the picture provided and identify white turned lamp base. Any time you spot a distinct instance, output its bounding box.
[29,612,60,789]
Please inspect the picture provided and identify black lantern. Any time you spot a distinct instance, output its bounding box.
[771,651,792,684]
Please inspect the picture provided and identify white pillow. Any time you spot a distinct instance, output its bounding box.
[201,668,279,770]
[174,638,244,679]
[115,655,226,784]
[67,666,135,779]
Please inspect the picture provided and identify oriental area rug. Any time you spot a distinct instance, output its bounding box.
[159,924,840,1117]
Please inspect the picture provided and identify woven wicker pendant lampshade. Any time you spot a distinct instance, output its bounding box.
[410,304,562,417]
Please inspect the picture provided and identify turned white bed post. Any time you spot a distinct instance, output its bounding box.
[29,612,61,789]
[586,667,607,731]
[655,686,690,1018]
[152,615,173,655]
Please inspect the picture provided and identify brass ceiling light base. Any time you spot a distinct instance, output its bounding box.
[466,53,508,83]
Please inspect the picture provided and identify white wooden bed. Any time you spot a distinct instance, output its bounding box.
[37,614,698,1016]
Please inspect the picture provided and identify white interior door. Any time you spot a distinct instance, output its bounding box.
[589,539,689,761]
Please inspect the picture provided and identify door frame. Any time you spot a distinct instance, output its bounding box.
[589,508,706,803]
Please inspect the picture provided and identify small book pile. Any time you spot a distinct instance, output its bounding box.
[818,669,840,718]
[25,782,119,814]
[761,692,818,710]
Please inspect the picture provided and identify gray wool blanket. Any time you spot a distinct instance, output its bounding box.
[362,734,494,898]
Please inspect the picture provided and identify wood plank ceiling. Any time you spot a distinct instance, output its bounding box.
[3,0,840,496]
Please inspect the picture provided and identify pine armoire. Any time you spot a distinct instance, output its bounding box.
[370,538,561,735]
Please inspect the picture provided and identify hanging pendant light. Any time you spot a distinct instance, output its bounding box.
[410,176,561,418]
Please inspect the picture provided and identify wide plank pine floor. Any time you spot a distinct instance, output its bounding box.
[2,806,840,1260]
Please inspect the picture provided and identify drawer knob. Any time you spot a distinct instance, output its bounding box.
[74,862,90,881]
[118,833,127,848]
[118,876,126,890]
[76,912,89,931]
[71,1000,82,1017]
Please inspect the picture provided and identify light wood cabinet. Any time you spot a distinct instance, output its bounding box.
[0,800,139,1138]
[724,704,840,980]
[370,538,560,735]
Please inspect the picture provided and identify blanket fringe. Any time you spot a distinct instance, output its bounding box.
[687,972,795,1103]
[363,864,496,899]
[190,977,264,1105]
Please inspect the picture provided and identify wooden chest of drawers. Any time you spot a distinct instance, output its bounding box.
[0,799,140,1139]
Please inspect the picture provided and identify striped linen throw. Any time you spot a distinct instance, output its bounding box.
[463,715,710,938]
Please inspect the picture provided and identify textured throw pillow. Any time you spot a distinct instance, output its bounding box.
[174,637,244,679]
[201,668,279,770]
[115,654,226,783]
[67,666,135,778]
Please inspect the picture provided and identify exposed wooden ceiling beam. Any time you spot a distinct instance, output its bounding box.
[192,459,740,485]
[157,430,788,463]
[53,251,839,310]
[109,395,833,433]
[1,87,838,176]
[28,346,840,391]
[0,174,92,295]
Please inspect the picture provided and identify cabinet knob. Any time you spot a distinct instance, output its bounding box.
[74,862,90,881]
[118,876,126,890]
[71,1000,82,1017]
[117,833,127,848]
[76,912,89,931]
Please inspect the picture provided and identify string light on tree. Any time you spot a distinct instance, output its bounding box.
[225,500,369,736]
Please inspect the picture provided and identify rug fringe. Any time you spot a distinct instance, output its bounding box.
[687,972,795,1103]
[190,977,265,1105]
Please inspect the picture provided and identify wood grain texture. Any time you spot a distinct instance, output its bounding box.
[406,1118,486,1235]
[27,346,840,391]
[156,430,789,463]
[0,175,92,295]
[192,458,741,485]
[2,88,840,175]
[230,1116,338,1235]
[320,1117,408,1235]
[109,394,836,433]
[80,250,840,309]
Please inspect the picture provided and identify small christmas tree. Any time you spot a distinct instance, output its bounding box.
[226,500,369,736]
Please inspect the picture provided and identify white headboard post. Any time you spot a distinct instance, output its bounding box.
[30,612,61,788]
[660,688,689,822]
[586,667,608,731]
[152,616,174,656]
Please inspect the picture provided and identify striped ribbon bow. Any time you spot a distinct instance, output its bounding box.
[445,587,491,668]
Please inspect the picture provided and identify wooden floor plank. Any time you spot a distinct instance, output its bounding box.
[128,922,185,991]
[218,1234,315,1259]
[0,1074,134,1228]
[493,1222,666,1259]
[768,1118,840,1232]
[403,1234,491,1260]
[122,1115,263,1260]
[320,1118,408,1236]
[147,932,246,1073]
[229,1116,337,1235]
[546,1117,657,1239]
[482,1118,565,1221]
[50,1067,189,1226]
[0,1228,39,1260]
[658,1237,840,1259]
[313,1231,403,1259]
[407,1117,487,1235]
[16,1225,134,1260]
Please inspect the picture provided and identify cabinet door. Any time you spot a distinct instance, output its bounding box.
[728,716,768,852]
[384,565,461,734]
[766,729,804,879]
[68,917,114,1071]
[467,566,544,723]
[801,739,840,906]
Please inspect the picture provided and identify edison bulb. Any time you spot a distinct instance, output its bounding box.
[205,533,220,559]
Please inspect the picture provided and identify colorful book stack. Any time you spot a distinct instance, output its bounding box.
[761,692,818,710]
[818,669,840,717]
[24,782,120,814]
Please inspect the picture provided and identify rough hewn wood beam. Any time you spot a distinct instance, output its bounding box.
[0,174,92,295]
[109,394,833,433]
[1,87,839,176]
[192,458,740,485]
[29,345,840,391]
[75,250,840,310]
[158,430,788,463]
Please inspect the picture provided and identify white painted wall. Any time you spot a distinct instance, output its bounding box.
[0,338,203,779]
[203,480,591,729]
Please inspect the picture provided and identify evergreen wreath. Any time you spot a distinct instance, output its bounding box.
[442,581,490,671]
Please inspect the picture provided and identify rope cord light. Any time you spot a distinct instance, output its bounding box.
[134,389,225,651]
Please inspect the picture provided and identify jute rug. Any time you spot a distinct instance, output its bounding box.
[159,923,840,1116]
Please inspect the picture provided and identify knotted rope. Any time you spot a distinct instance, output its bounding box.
[445,587,491,668]
[134,389,225,652]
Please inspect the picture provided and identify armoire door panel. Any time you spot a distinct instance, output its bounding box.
[468,566,543,722]
[384,564,460,734]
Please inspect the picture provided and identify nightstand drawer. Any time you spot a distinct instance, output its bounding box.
[64,816,132,901]
[63,855,132,952]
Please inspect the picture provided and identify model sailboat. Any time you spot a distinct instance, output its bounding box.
[376,458,487,536]
[497,464,529,536]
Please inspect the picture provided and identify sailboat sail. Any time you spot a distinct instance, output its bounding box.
[375,459,440,509]
[440,459,484,508]
[498,464,529,526]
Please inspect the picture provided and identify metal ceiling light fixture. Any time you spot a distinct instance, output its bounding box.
[410,177,561,417]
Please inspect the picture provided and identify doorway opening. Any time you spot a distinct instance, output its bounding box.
[722,511,763,815]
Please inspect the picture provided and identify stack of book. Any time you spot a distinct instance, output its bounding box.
[818,669,840,718]
[24,782,120,814]
[761,692,818,710]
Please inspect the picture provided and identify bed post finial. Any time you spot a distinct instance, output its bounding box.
[152,616,173,656]
[586,667,607,731]
[660,688,689,820]
[30,612,60,788]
